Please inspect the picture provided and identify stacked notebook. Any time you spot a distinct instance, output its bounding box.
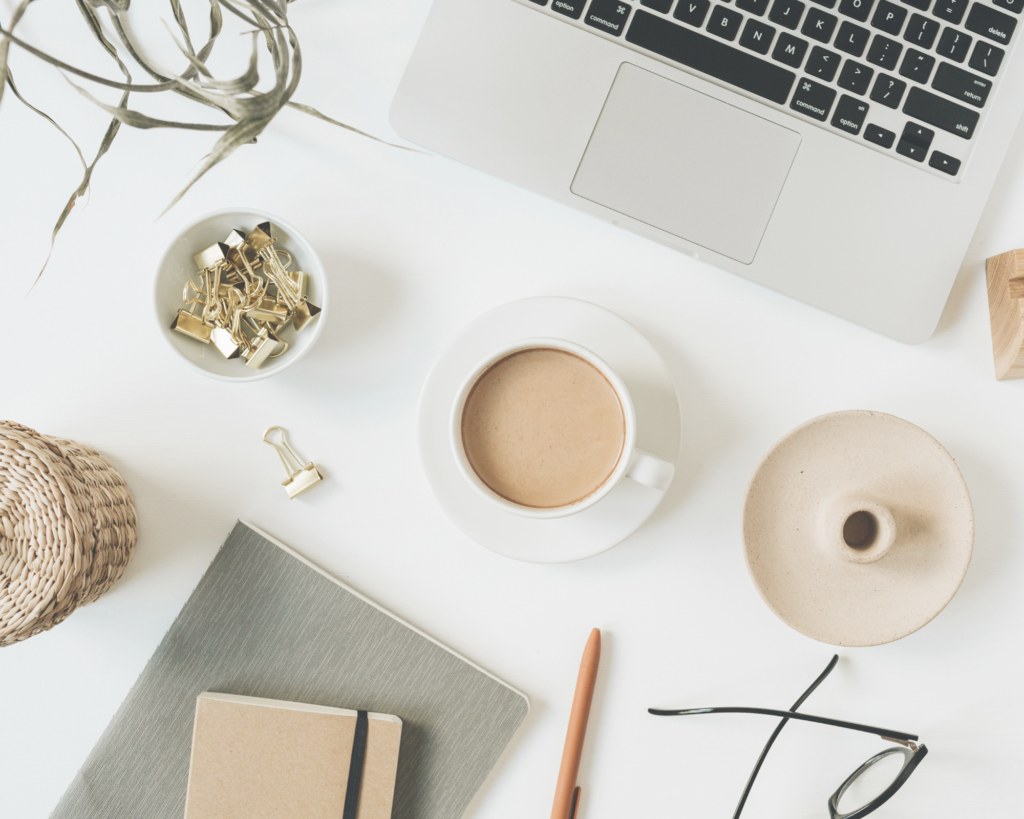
[51,522,529,819]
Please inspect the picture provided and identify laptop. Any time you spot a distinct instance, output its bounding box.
[390,0,1024,342]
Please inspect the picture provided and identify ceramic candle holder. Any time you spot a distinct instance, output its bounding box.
[743,410,974,647]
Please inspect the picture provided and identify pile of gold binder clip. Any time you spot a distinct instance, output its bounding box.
[171,221,321,369]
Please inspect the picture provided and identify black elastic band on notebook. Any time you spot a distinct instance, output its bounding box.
[343,710,369,819]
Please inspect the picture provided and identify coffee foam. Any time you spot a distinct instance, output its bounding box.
[461,348,625,509]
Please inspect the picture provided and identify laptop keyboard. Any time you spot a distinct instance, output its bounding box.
[523,0,1019,179]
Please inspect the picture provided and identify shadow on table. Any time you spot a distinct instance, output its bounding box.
[934,444,1018,618]
[304,249,403,357]
[458,689,546,819]
[933,110,1024,338]
[629,321,740,527]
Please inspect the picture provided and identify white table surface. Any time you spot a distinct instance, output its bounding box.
[2,2,1022,818]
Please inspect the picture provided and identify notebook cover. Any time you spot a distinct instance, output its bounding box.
[50,521,529,819]
[184,694,402,819]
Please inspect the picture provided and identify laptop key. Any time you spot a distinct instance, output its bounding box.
[806,45,843,78]
[932,0,968,23]
[867,34,903,67]
[903,85,980,137]
[791,77,838,119]
[769,0,807,28]
[969,40,1004,75]
[836,21,871,53]
[831,94,871,132]
[904,13,939,47]
[932,61,992,106]
[839,0,876,22]
[626,10,798,103]
[675,0,712,26]
[896,121,933,160]
[708,5,744,38]
[737,0,772,13]
[773,31,811,64]
[937,28,972,62]
[838,59,874,91]
[864,122,897,146]
[640,0,674,10]
[993,0,1024,13]
[811,0,838,7]
[900,0,930,9]
[802,7,839,39]
[965,4,1016,44]
[929,150,961,173]
[870,72,907,106]
[899,48,935,82]
[586,0,633,35]
[871,1,908,34]
[551,0,586,18]
[740,18,778,51]
[896,138,928,159]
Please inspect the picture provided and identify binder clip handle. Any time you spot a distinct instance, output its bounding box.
[263,427,323,499]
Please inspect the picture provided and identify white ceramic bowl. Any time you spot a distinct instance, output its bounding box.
[154,208,328,382]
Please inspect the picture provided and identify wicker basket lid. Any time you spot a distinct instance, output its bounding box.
[0,421,137,647]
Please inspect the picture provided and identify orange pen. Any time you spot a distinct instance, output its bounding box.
[550,629,601,819]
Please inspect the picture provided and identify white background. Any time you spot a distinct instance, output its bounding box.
[1,2,1022,817]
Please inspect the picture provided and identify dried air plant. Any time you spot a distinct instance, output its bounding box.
[0,0,410,282]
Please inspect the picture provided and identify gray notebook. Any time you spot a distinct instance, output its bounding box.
[51,521,529,819]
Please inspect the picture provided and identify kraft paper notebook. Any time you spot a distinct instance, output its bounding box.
[184,694,402,819]
[50,521,529,819]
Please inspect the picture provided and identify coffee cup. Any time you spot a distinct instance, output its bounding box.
[450,338,675,519]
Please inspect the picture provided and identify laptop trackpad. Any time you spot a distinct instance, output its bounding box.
[571,64,800,265]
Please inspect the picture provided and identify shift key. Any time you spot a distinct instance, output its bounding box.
[903,86,980,138]
[932,62,992,107]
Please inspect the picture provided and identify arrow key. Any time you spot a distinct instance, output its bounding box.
[929,150,961,175]
[896,120,934,161]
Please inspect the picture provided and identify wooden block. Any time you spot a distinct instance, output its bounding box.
[986,249,1024,380]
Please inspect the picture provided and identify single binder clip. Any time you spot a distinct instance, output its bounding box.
[263,426,323,499]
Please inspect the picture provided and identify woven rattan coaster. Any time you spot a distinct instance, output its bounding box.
[0,421,137,646]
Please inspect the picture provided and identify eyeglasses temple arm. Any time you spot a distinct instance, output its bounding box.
[728,654,839,819]
[647,706,918,743]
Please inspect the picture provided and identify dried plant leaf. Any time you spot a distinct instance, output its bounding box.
[0,0,37,110]
[0,24,179,92]
[217,0,260,29]
[162,114,268,215]
[68,79,230,130]
[165,20,259,94]
[168,0,195,56]
[2,0,417,284]
[286,101,420,152]
[87,0,131,12]
[27,1,134,289]
[6,70,87,170]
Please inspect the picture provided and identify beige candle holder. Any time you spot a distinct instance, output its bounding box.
[743,411,974,647]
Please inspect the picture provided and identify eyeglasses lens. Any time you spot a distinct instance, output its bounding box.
[835,750,906,814]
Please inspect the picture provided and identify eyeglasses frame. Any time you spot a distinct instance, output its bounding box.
[649,655,927,819]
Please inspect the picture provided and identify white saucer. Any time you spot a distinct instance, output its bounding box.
[417,297,681,563]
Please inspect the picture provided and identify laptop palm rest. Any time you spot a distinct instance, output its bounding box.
[571,64,801,265]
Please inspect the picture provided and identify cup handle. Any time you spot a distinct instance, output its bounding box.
[625,449,675,492]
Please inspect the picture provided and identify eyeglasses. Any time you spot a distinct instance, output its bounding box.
[649,655,927,819]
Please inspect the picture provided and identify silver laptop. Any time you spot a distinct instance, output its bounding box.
[390,0,1024,342]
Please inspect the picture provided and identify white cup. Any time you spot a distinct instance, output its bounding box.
[450,338,675,519]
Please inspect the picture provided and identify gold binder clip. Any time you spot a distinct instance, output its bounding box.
[250,223,322,332]
[263,427,323,498]
[171,280,213,343]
